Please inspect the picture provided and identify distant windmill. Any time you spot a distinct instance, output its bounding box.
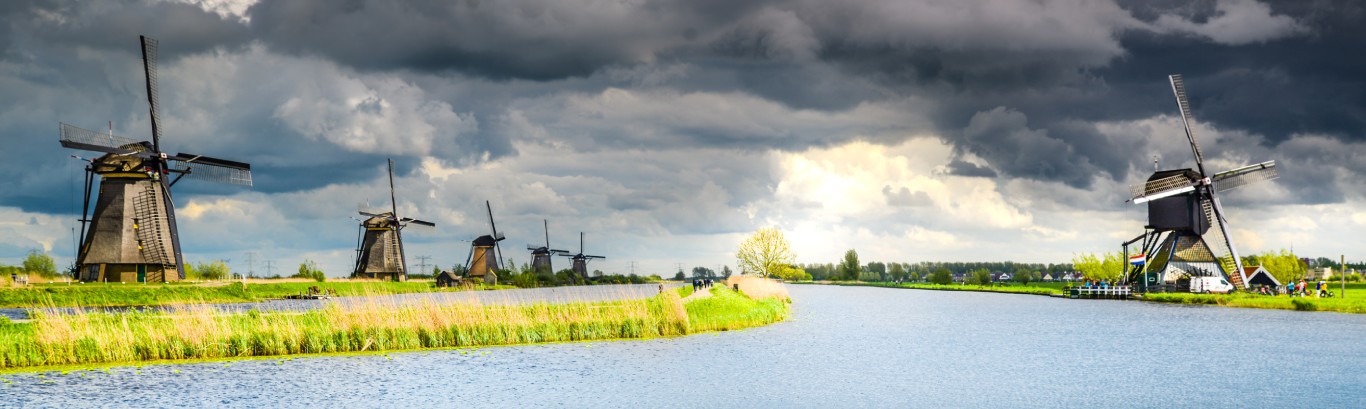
[464,201,506,284]
[59,36,253,283]
[351,159,434,282]
[560,232,605,279]
[1125,74,1279,291]
[527,220,568,275]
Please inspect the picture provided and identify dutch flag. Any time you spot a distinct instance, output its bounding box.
[1129,253,1146,265]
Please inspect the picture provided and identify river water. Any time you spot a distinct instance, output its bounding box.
[2,285,1363,408]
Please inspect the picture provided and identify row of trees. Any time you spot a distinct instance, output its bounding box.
[1070,249,1325,285]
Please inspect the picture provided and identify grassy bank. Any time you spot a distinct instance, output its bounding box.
[1140,292,1366,314]
[815,280,1366,314]
[820,281,1066,296]
[0,281,513,309]
[0,278,791,372]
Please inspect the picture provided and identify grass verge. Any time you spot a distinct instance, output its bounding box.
[0,281,513,309]
[0,279,791,372]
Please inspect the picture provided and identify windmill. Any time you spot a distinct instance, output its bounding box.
[526,219,568,275]
[1124,74,1279,292]
[351,159,435,282]
[60,36,252,283]
[560,232,605,279]
[464,200,506,284]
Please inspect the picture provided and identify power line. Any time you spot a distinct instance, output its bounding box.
[264,260,275,277]
[415,255,431,275]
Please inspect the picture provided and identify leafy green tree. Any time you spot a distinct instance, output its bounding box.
[673,271,686,280]
[838,249,861,281]
[930,268,953,285]
[889,263,907,281]
[969,268,993,285]
[22,250,57,277]
[1072,252,1123,282]
[735,227,796,277]
[1254,249,1308,284]
[293,259,326,282]
[191,260,230,280]
[722,266,733,277]
[1014,268,1035,285]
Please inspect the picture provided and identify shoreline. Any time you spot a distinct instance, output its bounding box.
[805,281,1366,314]
[0,279,790,373]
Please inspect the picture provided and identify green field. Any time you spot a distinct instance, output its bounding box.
[0,281,513,309]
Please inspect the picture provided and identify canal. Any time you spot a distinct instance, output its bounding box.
[2,284,1362,407]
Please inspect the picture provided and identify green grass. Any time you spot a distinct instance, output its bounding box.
[0,281,792,372]
[1140,292,1366,314]
[676,284,694,299]
[0,281,514,308]
[685,286,790,332]
[827,281,1066,296]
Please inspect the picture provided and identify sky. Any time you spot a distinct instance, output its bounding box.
[2,0,1364,277]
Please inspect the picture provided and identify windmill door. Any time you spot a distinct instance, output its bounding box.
[137,265,146,283]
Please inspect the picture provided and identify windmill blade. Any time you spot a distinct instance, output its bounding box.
[399,217,435,227]
[527,244,543,251]
[140,35,163,153]
[1169,74,1207,176]
[1202,196,1246,287]
[1129,173,1200,204]
[58,123,146,155]
[358,210,384,218]
[585,255,606,259]
[168,153,253,186]
[550,249,569,254]
[1213,161,1278,193]
[492,232,506,242]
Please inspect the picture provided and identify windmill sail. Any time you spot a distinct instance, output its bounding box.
[58,36,252,283]
[1213,161,1278,193]
[1126,74,1277,292]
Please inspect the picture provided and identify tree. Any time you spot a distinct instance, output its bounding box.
[722,266,733,277]
[772,265,811,281]
[838,249,861,281]
[191,260,230,280]
[692,266,715,278]
[1255,249,1308,284]
[673,271,686,280]
[889,263,907,281]
[1014,268,1035,285]
[968,268,993,285]
[735,227,796,278]
[293,259,326,282]
[1072,252,1123,282]
[22,250,57,277]
[929,268,953,285]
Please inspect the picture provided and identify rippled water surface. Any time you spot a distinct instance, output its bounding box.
[3,285,1363,408]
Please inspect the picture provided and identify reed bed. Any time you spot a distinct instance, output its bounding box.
[726,275,791,302]
[0,284,789,371]
[686,277,790,332]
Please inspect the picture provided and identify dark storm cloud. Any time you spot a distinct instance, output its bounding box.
[2,0,249,57]
[245,0,765,80]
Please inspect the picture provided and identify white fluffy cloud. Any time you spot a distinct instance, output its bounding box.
[1153,0,1309,45]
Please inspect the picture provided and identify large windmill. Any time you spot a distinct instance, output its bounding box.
[464,200,505,284]
[351,159,435,282]
[1124,74,1279,292]
[560,232,605,279]
[60,36,252,283]
[526,220,568,275]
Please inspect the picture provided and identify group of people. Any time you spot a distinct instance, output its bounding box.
[1285,279,1334,298]
[692,278,715,292]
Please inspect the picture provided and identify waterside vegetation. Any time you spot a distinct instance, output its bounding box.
[0,277,790,372]
[0,281,514,309]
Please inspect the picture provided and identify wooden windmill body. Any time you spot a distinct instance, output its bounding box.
[61,36,252,283]
[352,159,434,282]
[1125,75,1279,292]
[464,201,505,284]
